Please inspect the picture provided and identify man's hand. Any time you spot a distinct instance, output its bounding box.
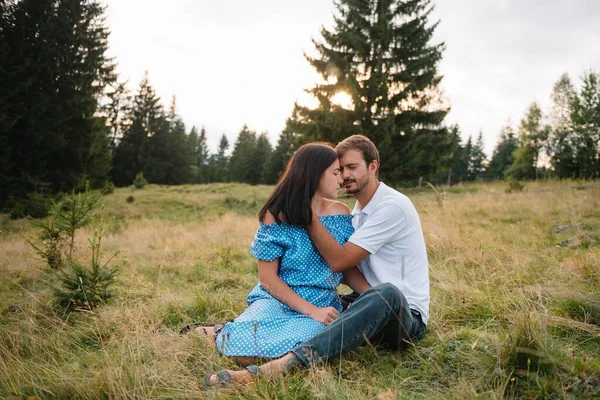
[310,200,321,225]
[308,306,340,325]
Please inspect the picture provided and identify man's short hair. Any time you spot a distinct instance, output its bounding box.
[335,134,380,166]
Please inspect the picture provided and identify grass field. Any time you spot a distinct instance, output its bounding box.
[1,181,599,399]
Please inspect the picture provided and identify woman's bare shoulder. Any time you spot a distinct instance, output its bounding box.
[324,199,351,216]
[262,210,286,224]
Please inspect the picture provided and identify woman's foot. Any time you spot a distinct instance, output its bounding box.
[234,356,261,367]
[206,367,257,386]
[195,325,218,342]
[205,353,301,387]
[179,322,224,337]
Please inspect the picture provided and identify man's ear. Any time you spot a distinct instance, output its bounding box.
[369,160,379,176]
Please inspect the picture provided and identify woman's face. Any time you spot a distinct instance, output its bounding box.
[317,159,343,199]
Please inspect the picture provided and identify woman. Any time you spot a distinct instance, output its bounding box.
[200,142,370,364]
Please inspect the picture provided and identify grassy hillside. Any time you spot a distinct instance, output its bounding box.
[1,182,599,399]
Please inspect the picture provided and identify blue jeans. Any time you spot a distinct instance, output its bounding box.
[291,283,426,367]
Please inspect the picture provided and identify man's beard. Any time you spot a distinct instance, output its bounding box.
[343,175,369,194]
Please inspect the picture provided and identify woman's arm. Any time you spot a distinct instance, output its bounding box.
[342,266,371,295]
[258,259,339,325]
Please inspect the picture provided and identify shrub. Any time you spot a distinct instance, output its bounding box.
[126,195,135,203]
[54,209,120,311]
[52,186,100,261]
[133,172,147,189]
[28,184,100,269]
[9,192,53,219]
[102,181,115,195]
[506,178,524,193]
[28,218,65,269]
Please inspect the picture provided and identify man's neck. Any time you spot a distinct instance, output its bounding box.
[354,179,380,209]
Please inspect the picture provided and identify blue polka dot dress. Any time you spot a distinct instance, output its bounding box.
[215,214,354,358]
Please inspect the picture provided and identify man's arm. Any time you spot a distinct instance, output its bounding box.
[310,201,408,272]
[308,212,370,273]
[342,266,371,294]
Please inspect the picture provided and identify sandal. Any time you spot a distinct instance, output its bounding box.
[179,322,225,335]
[203,365,261,388]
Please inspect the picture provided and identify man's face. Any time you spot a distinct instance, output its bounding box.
[339,149,372,195]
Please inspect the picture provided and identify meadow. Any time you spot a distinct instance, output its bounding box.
[1,181,599,399]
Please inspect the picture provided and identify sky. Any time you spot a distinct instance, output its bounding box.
[103,0,600,154]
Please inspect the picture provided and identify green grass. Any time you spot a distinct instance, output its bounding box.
[0,181,599,399]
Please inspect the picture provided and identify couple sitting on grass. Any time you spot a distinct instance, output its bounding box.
[195,135,429,386]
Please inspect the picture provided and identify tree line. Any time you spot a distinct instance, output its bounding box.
[104,72,297,187]
[98,0,455,189]
[430,71,600,185]
[1,0,599,218]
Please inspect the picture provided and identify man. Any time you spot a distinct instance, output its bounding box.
[206,135,429,385]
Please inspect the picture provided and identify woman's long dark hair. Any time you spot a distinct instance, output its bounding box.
[259,142,337,227]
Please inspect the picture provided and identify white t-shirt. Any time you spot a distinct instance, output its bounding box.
[348,182,430,325]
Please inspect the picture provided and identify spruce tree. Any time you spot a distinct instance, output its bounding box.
[262,130,298,184]
[505,105,546,181]
[0,0,115,206]
[229,125,257,183]
[486,124,518,180]
[210,134,230,182]
[428,125,465,185]
[570,71,600,179]
[159,96,192,184]
[468,131,487,181]
[187,126,199,181]
[286,0,449,184]
[506,146,536,181]
[196,127,210,183]
[253,133,273,184]
[425,125,462,186]
[462,136,473,182]
[101,80,131,149]
[548,74,576,178]
[517,102,548,180]
[112,73,165,186]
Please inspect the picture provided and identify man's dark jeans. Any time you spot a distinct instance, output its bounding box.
[291,283,426,367]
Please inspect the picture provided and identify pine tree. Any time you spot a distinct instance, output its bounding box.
[505,145,536,180]
[286,0,449,184]
[486,123,519,180]
[195,127,210,183]
[461,136,473,182]
[144,112,170,184]
[253,132,273,184]
[517,102,548,180]
[229,125,257,183]
[445,126,469,184]
[0,0,115,206]
[160,96,192,184]
[101,80,131,149]
[112,72,165,186]
[468,131,487,181]
[548,74,577,178]
[262,130,299,184]
[425,124,463,185]
[210,134,230,182]
[187,126,199,181]
[570,71,600,179]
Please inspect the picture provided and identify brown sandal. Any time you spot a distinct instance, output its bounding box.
[203,365,261,388]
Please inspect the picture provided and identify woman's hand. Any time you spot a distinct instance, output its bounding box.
[309,306,340,325]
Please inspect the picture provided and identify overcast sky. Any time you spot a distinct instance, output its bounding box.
[103,0,600,154]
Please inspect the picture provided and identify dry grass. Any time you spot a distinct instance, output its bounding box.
[1,181,599,399]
